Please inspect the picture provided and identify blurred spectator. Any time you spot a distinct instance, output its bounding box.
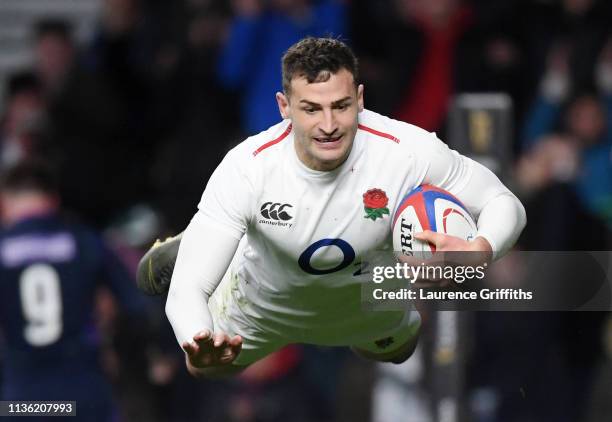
[351,0,471,131]
[85,0,154,132]
[34,19,76,97]
[217,0,347,134]
[148,1,242,232]
[520,0,611,100]
[351,0,526,134]
[488,31,612,422]
[516,134,579,195]
[389,0,474,132]
[0,159,147,421]
[520,38,612,229]
[40,10,155,227]
[0,72,46,168]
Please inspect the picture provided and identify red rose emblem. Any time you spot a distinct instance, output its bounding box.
[363,189,389,209]
[363,189,390,221]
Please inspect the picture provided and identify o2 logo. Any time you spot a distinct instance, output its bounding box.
[298,238,356,275]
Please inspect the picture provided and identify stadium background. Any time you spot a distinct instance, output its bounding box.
[0,0,611,421]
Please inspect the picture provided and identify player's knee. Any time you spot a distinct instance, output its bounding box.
[387,338,418,364]
[352,332,420,364]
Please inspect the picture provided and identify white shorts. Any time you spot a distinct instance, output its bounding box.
[209,268,422,366]
[208,268,287,366]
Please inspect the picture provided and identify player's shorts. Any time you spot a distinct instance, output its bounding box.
[208,267,422,366]
[207,268,287,367]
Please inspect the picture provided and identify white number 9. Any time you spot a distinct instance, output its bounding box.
[19,263,63,346]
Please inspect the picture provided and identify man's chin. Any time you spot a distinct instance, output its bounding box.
[311,149,350,170]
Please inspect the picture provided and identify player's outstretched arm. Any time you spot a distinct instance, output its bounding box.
[182,330,245,378]
[167,146,252,377]
[165,212,242,372]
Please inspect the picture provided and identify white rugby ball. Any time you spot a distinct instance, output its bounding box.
[392,184,477,260]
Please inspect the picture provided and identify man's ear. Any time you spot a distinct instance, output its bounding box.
[276,92,290,119]
[357,84,364,112]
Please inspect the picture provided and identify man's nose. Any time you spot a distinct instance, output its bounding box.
[319,109,337,135]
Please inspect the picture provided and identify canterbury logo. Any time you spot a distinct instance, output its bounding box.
[260,202,293,221]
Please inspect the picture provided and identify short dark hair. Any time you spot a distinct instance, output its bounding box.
[0,159,58,196]
[281,37,359,95]
[6,70,42,100]
[34,18,72,43]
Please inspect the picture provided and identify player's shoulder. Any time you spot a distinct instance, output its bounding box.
[358,109,437,150]
[225,119,293,165]
[208,119,291,192]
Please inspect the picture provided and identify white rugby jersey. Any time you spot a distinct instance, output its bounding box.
[167,109,525,354]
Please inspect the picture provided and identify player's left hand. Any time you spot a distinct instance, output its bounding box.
[182,330,242,369]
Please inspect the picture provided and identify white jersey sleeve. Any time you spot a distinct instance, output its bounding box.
[410,130,526,259]
[166,148,254,346]
[197,148,256,239]
[165,213,240,345]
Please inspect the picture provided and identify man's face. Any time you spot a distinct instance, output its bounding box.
[36,35,74,85]
[5,91,44,136]
[567,95,605,145]
[276,69,364,171]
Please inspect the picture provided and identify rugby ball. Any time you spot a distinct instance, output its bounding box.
[392,185,477,259]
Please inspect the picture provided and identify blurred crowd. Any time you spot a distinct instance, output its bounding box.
[0,0,611,421]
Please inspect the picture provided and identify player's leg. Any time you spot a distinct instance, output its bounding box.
[136,232,182,295]
[351,311,421,364]
[351,331,420,364]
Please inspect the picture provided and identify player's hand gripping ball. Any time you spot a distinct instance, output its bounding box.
[392,184,477,260]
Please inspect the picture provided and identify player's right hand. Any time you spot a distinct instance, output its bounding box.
[182,330,242,368]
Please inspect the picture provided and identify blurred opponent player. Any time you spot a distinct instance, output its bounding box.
[0,160,144,421]
[138,37,527,378]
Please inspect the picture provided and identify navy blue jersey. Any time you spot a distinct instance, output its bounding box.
[0,212,143,418]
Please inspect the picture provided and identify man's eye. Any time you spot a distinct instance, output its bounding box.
[304,108,317,114]
[335,104,349,110]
